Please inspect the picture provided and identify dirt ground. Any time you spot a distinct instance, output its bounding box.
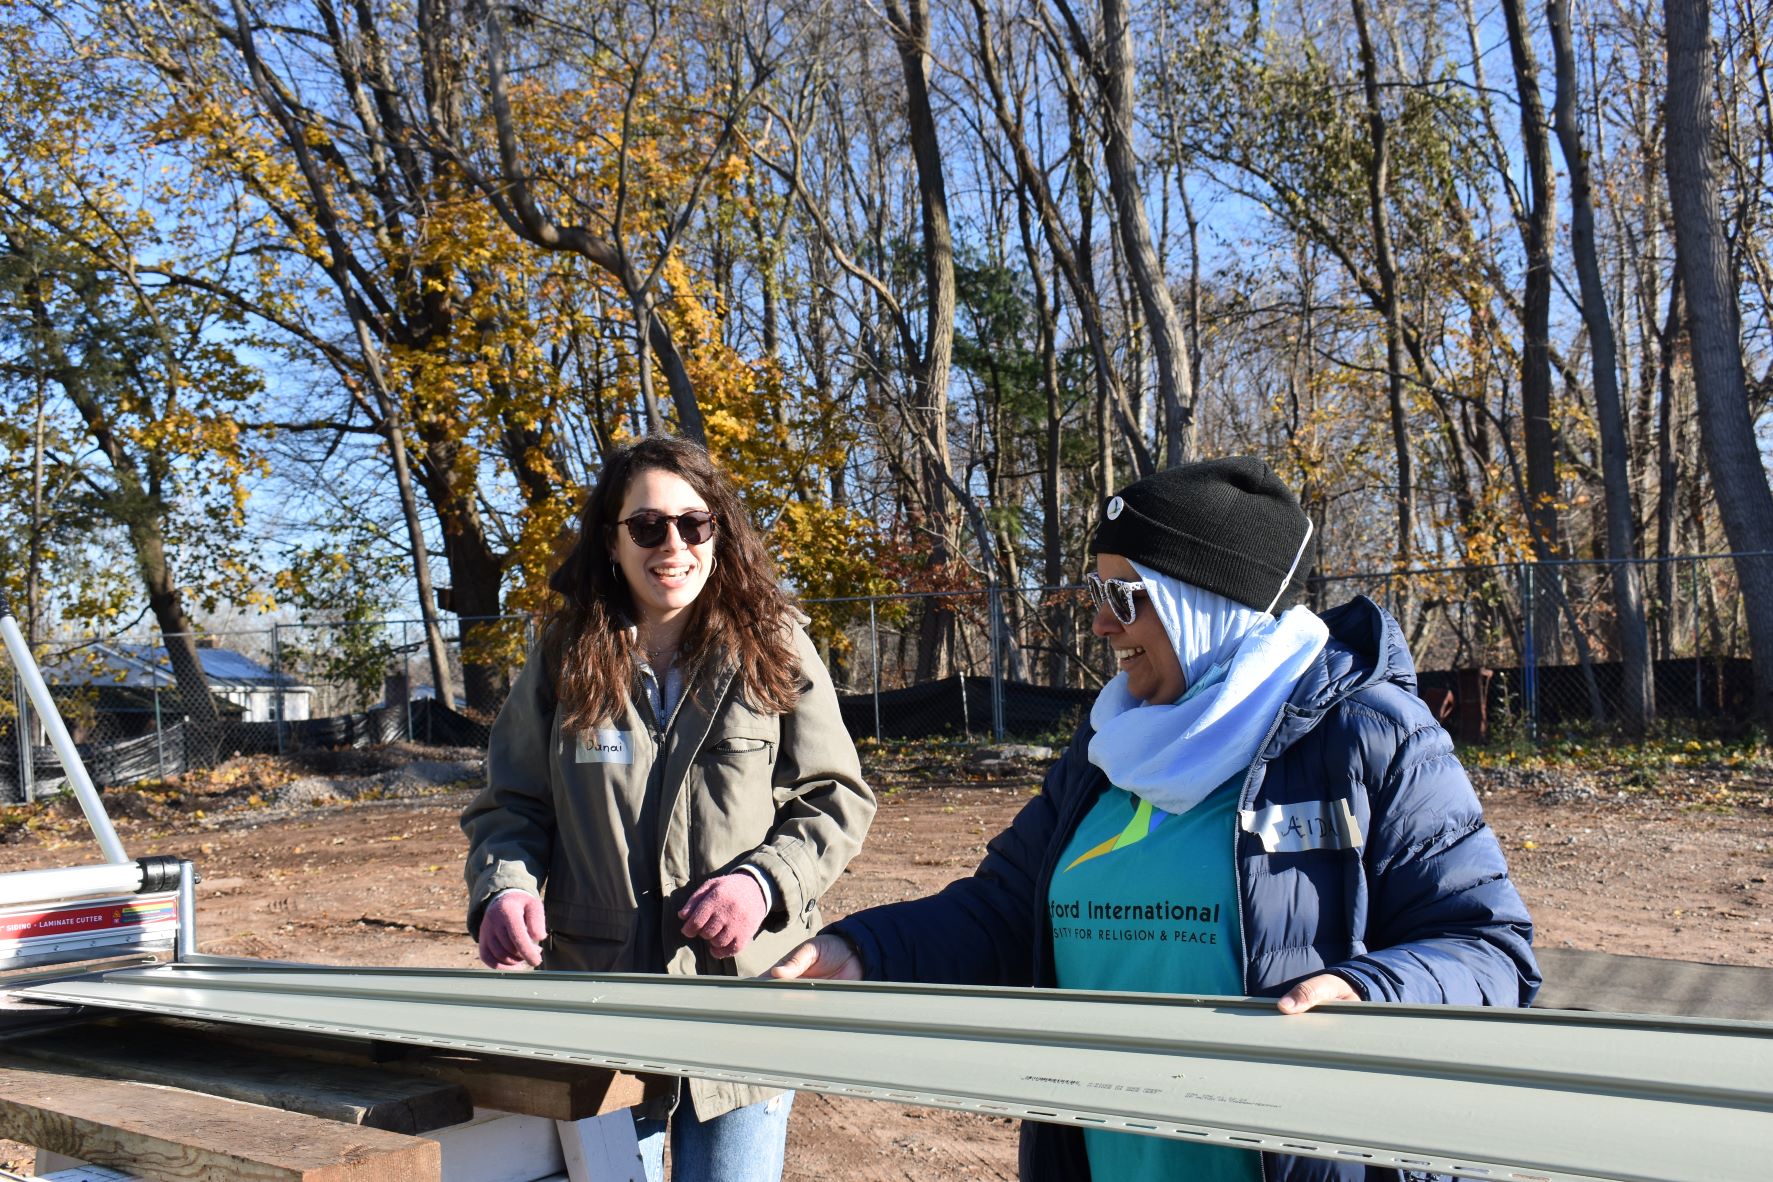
[3,740,1771,1179]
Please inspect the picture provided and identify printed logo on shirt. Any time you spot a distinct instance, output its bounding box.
[1237,798,1364,853]
[1063,796,1173,871]
[575,728,634,764]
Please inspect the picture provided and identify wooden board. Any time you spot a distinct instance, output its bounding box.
[109,1017,669,1122]
[6,1026,470,1133]
[427,1112,563,1182]
[381,1053,666,1123]
[0,1062,439,1182]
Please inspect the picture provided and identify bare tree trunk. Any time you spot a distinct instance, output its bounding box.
[1501,0,1560,574]
[1665,0,1773,725]
[1550,0,1653,730]
[1097,0,1195,462]
[886,0,961,682]
[1016,183,1072,687]
[1351,0,1415,572]
[632,292,664,434]
[1069,87,1141,481]
[1654,276,1683,656]
[1500,0,1602,721]
[26,386,46,649]
[1180,178,1204,457]
[359,336,458,714]
[126,530,221,752]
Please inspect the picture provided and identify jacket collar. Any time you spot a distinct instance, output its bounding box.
[1257,596,1415,760]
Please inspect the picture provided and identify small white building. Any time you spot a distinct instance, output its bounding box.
[44,642,314,724]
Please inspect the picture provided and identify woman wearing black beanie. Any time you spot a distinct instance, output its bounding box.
[775,456,1538,1182]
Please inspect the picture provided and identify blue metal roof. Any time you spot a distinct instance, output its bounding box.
[42,643,309,690]
[192,647,289,685]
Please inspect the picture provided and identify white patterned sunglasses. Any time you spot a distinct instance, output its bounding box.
[1084,571,1147,626]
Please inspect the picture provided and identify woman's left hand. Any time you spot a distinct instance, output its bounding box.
[679,873,769,959]
[1277,973,1361,1014]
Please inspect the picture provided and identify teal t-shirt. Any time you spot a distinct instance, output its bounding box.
[1049,778,1260,1182]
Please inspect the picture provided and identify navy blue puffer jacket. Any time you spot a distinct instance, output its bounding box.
[833,597,1539,1182]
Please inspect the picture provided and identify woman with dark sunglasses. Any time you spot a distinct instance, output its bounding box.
[462,435,875,1182]
[773,456,1537,1182]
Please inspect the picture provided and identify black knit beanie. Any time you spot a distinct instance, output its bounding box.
[1089,457,1315,612]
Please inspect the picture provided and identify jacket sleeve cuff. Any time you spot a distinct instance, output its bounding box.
[1324,961,1386,1002]
[746,839,816,932]
[822,921,874,978]
[734,864,778,913]
[467,867,544,938]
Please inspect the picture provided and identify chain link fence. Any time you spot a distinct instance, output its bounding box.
[1305,555,1756,744]
[0,617,502,804]
[815,554,1761,746]
[1,554,1762,804]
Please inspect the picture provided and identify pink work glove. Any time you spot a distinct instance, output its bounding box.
[678,872,769,960]
[478,890,546,970]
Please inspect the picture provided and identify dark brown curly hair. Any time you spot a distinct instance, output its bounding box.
[545,436,802,730]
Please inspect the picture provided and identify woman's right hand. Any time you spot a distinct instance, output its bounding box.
[478,890,547,969]
[767,933,864,980]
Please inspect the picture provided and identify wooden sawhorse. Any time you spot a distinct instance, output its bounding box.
[0,1013,674,1182]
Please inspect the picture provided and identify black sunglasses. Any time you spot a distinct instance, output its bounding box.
[1085,571,1147,626]
[616,509,716,548]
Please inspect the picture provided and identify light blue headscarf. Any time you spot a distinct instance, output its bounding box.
[1087,561,1329,814]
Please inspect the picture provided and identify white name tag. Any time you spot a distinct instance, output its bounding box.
[575,728,634,764]
[1238,799,1364,853]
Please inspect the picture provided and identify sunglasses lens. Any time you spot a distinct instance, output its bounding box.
[677,511,714,545]
[626,513,669,547]
[1110,583,1136,624]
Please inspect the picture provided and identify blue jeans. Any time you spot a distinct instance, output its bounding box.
[635,1090,793,1182]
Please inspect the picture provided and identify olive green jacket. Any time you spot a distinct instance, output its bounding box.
[461,624,873,1118]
